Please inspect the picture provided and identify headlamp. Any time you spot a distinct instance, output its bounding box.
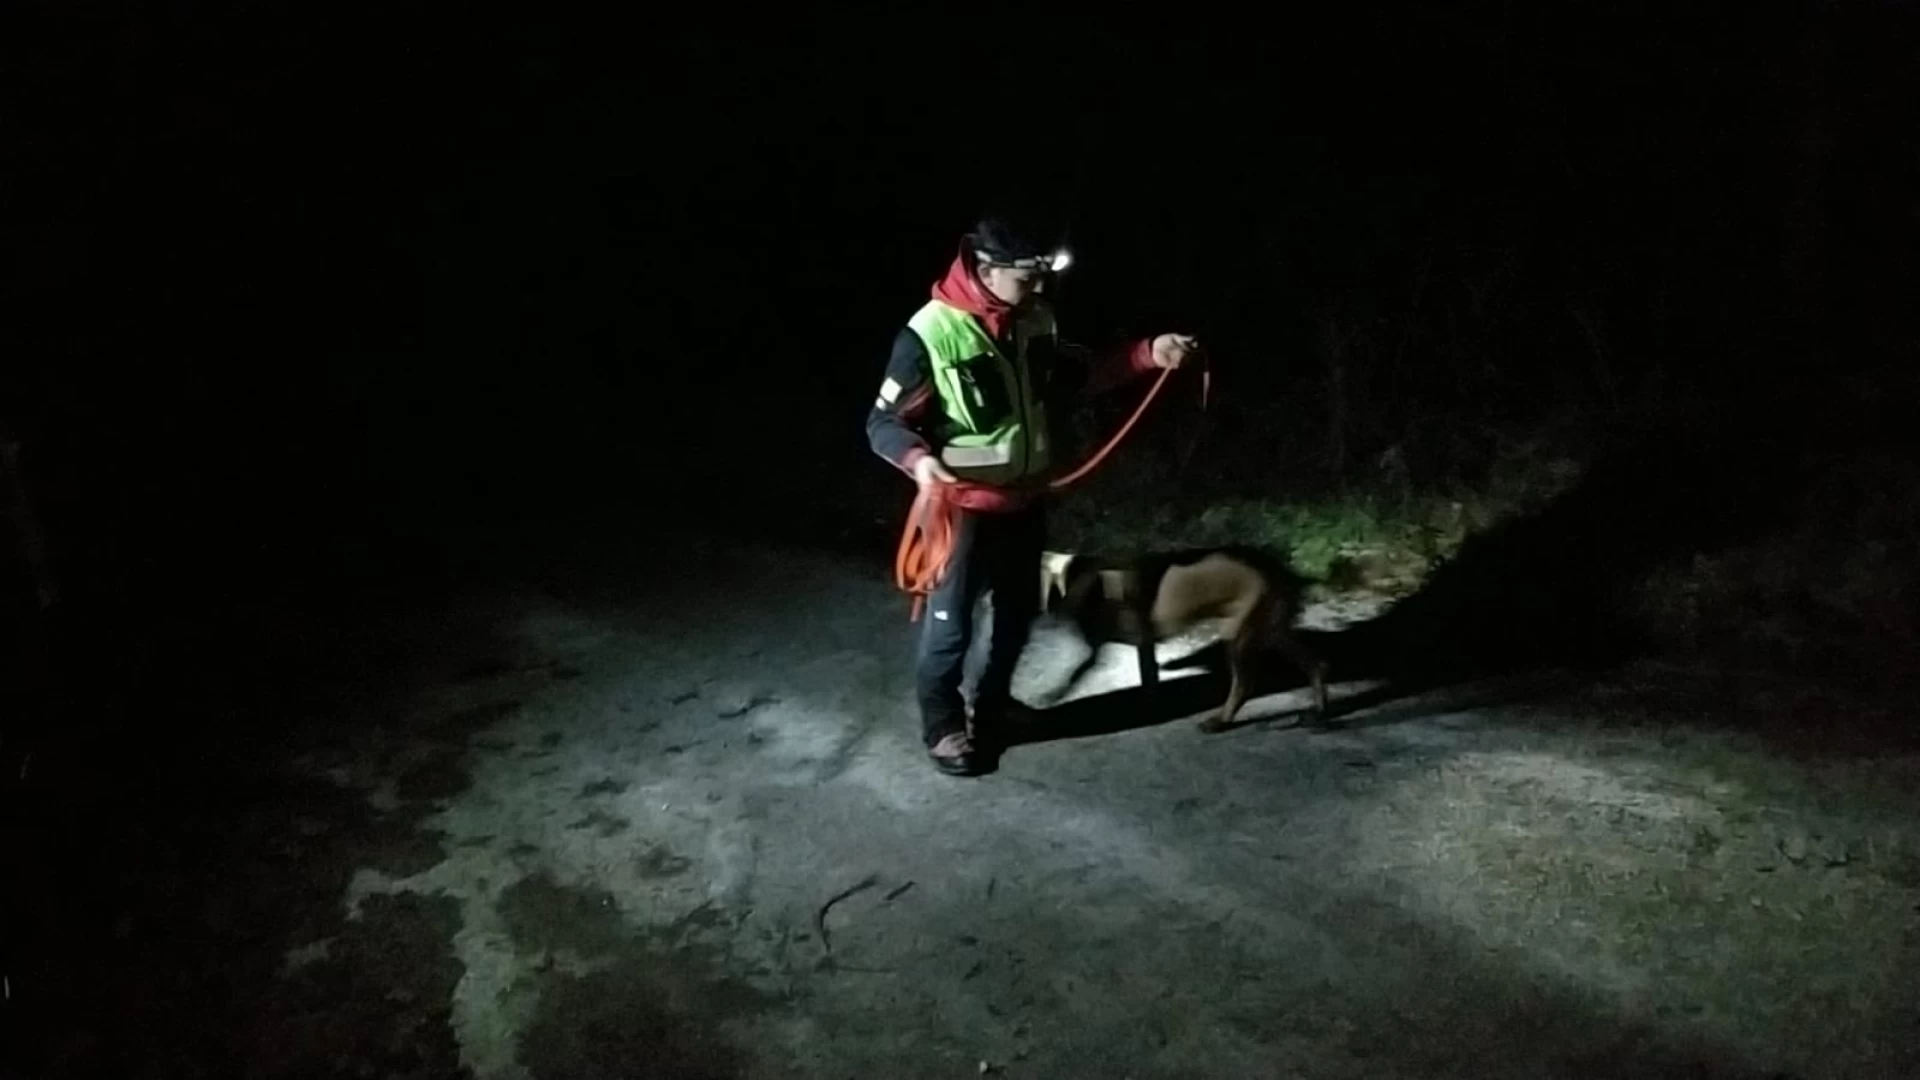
[980,248,1074,274]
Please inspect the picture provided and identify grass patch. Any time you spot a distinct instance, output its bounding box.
[1045,381,1597,600]
[1047,416,1586,600]
[1053,491,1464,596]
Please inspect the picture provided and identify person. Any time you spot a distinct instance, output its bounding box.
[866,212,1199,776]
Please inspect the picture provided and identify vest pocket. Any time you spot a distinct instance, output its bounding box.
[949,353,1013,427]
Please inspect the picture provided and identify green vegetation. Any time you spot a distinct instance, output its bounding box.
[1050,399,1590,600]
[1050,364,1920,690]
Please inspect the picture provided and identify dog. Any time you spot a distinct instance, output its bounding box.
[1039,545,1329,732]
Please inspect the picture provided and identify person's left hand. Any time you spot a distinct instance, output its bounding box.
[1151,333,1201,369]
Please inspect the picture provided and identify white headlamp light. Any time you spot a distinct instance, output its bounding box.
[983,248,1074,273]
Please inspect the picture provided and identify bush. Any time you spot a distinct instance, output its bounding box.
[1625,449,1920,680]
[1048,394,1594,599]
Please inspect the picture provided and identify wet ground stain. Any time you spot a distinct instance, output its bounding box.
[433,700,522,735]
[256,892,470,1080]
[500,874,634,957]
[636,844,693,879]
[19,756,462,1077]
[565,809,629,837]
[498,873,777,1080]
[519,965,753,1080]
[353,809,450,879]
[396,746,474,802]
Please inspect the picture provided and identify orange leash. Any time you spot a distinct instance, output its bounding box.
[891,357,1208,620]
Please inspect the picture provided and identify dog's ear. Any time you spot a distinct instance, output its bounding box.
[1039,551,1075,610]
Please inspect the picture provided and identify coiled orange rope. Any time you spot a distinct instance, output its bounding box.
[892,359,1208,620]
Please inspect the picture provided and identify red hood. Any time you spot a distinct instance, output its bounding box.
[931,250,1013,338]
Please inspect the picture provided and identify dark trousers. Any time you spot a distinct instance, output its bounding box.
[915,502,1045,747]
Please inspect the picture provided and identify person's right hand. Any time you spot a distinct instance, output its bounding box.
[913,453,957,489]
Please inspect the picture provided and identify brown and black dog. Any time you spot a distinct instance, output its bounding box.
[1040,545,1329,731]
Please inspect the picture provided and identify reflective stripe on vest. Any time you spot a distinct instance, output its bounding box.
[908,299,1054,486]
[940,442,1015,468]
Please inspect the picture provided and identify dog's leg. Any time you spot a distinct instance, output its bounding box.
[1134,639,1158,689]
[1059,604,1112,700]
[1272,627,1330,720]
[1124,596,1159,691]
[1055,646,1101,702]
[1200,603,1264,734]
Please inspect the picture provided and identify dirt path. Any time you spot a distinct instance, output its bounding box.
[26,533,1920,1079]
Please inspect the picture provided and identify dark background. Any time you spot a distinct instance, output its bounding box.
[6,3,1917,605]
[8,10,1920,1075]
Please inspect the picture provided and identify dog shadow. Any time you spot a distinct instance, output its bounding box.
[1229,389,1913,735]
[1007,641,1334,746]
[1008,387,1920,748]
[1293,665,1583,732]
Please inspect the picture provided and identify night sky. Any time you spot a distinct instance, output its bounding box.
[9,4,1917,591]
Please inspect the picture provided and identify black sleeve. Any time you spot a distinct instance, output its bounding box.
[865,326,938,474]
[1046,336,1096,401]
[1034,297,1109,401]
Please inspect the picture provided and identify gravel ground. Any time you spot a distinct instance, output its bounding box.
[13,530,1920,1079]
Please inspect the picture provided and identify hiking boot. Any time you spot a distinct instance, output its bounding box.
[927,731,986,777]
